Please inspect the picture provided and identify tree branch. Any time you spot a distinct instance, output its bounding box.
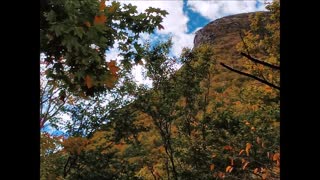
[240,52,280,70]
[220,63,280,90]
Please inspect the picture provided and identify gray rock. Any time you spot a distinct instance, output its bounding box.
[193,12,270,48]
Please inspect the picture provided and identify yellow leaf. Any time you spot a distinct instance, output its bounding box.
[239,149,245,155]
[226,166,233,173]
[242,162,249,170]
[85,75,93,88]
[210,164,215,171]
[245,143,252,156]
[253,168,259,174]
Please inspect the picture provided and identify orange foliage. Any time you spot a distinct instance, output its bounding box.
[107,60,120,76]
[94,14,107,25]
[62,137,89,155]
[224,145,233,151]
[242,162,249,170]
[210,164,215,171]
[85,75,93,88]
[245,143,252,156]
[226,166,233,173]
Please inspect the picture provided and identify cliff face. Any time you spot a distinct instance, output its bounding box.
[192,11,270,71]
[194,12,269,48]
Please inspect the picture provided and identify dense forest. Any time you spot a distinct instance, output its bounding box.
[40,0,279,179]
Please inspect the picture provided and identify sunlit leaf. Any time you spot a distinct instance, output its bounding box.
[243,162,249,170]
[226,166,233,173]
[239,149,245,155]
[246,143,252,156]
[273,152,280,161]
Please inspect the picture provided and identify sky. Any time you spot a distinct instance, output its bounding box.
[42,0,271,135]
[105,0,269,86]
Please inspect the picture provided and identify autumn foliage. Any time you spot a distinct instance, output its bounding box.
[40,1,279,179]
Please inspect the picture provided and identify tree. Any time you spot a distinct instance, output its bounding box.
[221,0,280,91]
[40,0,168,97]
[134,40,180,180]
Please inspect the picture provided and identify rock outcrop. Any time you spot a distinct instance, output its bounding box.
[193,12,269,48]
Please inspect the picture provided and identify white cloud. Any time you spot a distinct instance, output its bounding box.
[131,62,153,87]
[118,0,195,57]
[187,0,267,21]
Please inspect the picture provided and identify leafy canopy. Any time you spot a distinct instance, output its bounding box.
[40,0,168,97]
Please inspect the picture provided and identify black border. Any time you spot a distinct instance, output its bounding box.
[281,0,314,179]
[3,0,40,178]
[1,0,305,179]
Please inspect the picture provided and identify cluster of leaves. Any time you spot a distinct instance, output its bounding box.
[41,0,168,97]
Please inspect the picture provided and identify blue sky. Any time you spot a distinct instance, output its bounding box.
[183,0,210,34]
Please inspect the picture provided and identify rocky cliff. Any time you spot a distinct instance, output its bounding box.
[194,12,269,48]
[192,11,270,71]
